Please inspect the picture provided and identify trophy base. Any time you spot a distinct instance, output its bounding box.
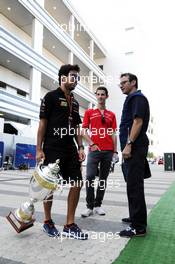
[6,212,35,233]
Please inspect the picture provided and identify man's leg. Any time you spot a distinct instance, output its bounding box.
[86,151,100,209]
[126,147,147,230]
[121,159,131,222]
[43,195,60,237]
[43,196,53,221]
[42,149,54,221]
[62,154,88,240]
[119,147,148,237]
[94,151,113,208]
[62,181,88,240]
[42,149,60,237]
[67,183,82,224]
[121,161,128,182]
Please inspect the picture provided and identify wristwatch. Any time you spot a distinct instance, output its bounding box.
[78,145,84,150]
[127,139,133,145]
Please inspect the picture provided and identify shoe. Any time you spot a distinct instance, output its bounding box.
[122,217,132,223]
[93,207,106,215]
[62,223,88,240]
[119,226,146,238]
[81,208,93,218]
[43,219,60,237]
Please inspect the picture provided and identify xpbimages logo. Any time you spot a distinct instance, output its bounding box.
[61,74,115,87]
[55,178,121,191]
[58,231,120,242]
[53,126,118,139]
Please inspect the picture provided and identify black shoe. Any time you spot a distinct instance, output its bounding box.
[122,217,131,223]
[119,226,146,238]
[62,223,88,240]
[43,219,60,237]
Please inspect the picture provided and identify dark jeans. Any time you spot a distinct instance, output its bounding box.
[122,146,148,230]
[86,150,113,209]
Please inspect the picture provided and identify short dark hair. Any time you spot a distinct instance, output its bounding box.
[120,73,138,89]
[58,64,80,85]
[95,86,108,96]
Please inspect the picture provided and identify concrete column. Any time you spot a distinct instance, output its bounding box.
[35,0,44,8]
[30,68,41,104]
[90,39,94,60]
[68,51,74,64]
[28,120,39,141]
[30,13,44,104]
[31,18,43,54]
[89,70,93,92]
[69,14,75,39]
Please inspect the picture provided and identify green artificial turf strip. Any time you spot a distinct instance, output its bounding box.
[113,182,175,264]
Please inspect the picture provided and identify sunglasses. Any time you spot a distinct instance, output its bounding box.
[69,73,80,82]
[119,80,129,87]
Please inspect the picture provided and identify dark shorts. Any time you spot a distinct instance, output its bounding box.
[43,147,82,183]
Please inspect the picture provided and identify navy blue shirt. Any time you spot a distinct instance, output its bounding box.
[119,90,150,150]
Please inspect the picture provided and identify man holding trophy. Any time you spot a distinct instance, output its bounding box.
[36,64,87,240]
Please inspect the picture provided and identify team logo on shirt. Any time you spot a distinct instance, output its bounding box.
[60,101,68,107]
[58,98,68,107]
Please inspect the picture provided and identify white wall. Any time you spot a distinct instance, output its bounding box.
[43,49,63,67]
[0,66,30,93]
[0,14,32,46]
[0,14,66,69]
[0,2,105,141]
[40,86,50,98]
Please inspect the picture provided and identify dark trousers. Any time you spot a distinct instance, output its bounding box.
[122,146,148,230]
[86,150,113,209]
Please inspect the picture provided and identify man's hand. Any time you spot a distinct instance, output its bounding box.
[122,144,132,159]
[78,149,86,162]
[112,152,119,163]
[90,144,100,152]
[36,149,45,163]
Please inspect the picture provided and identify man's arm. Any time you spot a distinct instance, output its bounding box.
[112,132,117,152]
[81,128,100,151]
[129,117,143,142]
[111,113,117,152]
[75,126,84,147]
[36,119,48,163]
[75,126,86,161]
[111,132,119,163]
[122,117,143,159]
[81,128,93,145]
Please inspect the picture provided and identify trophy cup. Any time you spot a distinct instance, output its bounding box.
[6,159,63,233]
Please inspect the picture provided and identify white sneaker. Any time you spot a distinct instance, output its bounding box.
[81,208,93,218]
[93,207,106,215]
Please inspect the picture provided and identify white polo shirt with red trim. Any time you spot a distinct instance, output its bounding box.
[82,108,117,151]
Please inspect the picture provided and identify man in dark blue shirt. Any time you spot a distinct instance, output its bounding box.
[119,73,151,238]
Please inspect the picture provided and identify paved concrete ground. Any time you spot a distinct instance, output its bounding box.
[0,165,174,264]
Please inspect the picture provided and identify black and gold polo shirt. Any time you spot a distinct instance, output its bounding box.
[39,87,82,148]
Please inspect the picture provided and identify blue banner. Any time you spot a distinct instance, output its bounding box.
[15,143,36,168]
[0,141,4,168]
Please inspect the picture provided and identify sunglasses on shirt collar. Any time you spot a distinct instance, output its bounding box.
[101,114,106,124]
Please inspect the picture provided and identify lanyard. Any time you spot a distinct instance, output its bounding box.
[65,93,73,125]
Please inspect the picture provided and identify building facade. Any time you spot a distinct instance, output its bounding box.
[0,0,107,138]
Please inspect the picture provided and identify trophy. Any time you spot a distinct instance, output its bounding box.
[6,159,63,233]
